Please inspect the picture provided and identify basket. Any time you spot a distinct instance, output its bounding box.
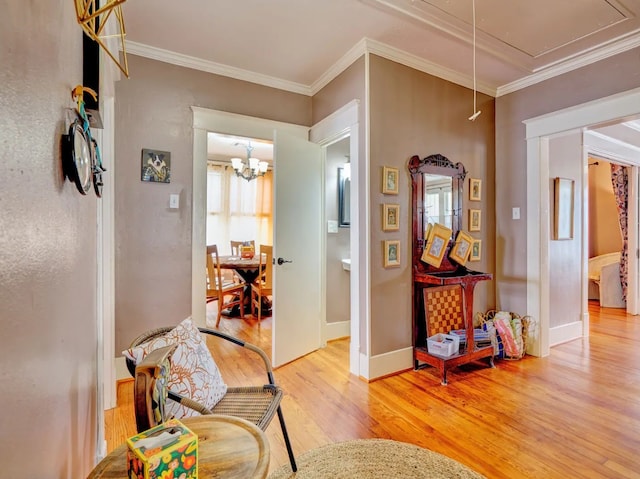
[475,309,531,360]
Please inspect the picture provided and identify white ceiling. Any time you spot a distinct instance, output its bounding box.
[122,0,640,97]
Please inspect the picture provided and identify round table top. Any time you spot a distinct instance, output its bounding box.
[88,415,270,479]
[218,254,263,270]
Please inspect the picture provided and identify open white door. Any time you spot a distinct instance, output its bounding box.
[272,131,323,367]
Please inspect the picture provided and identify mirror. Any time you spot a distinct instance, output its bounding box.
[338,167,350,227]
[409,154,466,236]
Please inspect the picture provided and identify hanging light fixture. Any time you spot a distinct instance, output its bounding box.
[468,0,481,122]
[230,141,269,181]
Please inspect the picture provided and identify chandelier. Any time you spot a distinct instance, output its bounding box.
[230,141,268,181]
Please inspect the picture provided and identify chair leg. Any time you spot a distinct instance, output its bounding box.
[276,405,297,472]
[257,291,262,329]
[215,297,222,328]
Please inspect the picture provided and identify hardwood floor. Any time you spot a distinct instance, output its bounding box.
[106,302,640,478]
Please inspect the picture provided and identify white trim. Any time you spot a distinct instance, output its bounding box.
[310,100,364,377]
[310,40,369,96]
[581,143,590,339]
[549,321,583,347]
[367,347,413,380]
[497,32,640,97]
[583,131,640,164]
[127,41,311,95]
[524,86,640,139]
[525,87,640,360]
[326,320,351,341]
[363,38,495,96]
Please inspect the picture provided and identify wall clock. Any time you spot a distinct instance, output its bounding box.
[63,118,93,195]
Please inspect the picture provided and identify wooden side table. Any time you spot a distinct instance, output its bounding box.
[88,415,269,479]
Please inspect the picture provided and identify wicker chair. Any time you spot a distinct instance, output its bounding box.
[126,326,297,472]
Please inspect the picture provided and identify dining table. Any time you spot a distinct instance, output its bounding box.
[218,254,272,317]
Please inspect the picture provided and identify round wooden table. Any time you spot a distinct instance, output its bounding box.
[88,415,270,479]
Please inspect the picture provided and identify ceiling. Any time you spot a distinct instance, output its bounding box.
[122,0,640,97]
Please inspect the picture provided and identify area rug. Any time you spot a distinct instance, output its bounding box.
[268,439,487,479]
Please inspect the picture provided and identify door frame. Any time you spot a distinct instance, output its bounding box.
[310,100,364,377]
[524,86,640,356]
[191,107,311,327]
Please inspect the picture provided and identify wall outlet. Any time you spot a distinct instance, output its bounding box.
[512,207,520,220]
[327,220,338,233]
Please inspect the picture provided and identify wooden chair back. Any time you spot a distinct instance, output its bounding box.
[259,245,273,289]
[206,244,245,325]
[230,240,255,256]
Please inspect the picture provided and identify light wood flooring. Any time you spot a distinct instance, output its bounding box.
[106,302,640,478]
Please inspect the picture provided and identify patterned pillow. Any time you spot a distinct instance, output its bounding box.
[123,317,227,419]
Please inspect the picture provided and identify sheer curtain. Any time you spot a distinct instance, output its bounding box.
[206,164,273,255]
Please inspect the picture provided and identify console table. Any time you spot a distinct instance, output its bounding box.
[409,153,494,385]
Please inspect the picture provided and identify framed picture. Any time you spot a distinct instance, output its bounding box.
[554,177,574,240]
[469,178,482,201]
[382,204,400,231]
[469,239,482,262]
[141,148,171,183]
[421,222,452,268]
[450,231,474,266]
[383,240,401,268]
[382,166,399,195]
[469,209,481,232]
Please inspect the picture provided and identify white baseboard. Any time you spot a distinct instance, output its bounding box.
[115,356,130,381]
[366,346,414,380]
[549,321,583,347]
[326,320,350,341]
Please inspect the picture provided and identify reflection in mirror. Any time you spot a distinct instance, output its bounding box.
[338,167,350,227]
[425,174,453,228]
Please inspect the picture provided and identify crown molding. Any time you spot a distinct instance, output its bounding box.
[309,38,369,95]
[496,31,640,97]
[362,38,496,96]
[125,41,312,96]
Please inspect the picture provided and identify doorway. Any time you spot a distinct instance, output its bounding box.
[525,87,640,357]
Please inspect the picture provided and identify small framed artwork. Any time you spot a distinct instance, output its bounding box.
[469,239,482,262]
[450,231,474,266]
[383,240,401,268]
[553,177,574,240]
[382,166,399,195]
[469,209,481,232]
[469,178,482,201]
[382,204,400,231]
[141,148,171,183]
[421,222,452,268]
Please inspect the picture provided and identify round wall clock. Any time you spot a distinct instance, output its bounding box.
[63,119,92,195]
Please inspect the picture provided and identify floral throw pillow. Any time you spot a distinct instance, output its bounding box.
[123,317,227,419]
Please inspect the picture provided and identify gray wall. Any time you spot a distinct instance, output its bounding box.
[495,47,640,315]
[326,138,351,326]
[0,1,98,475]
[114,55,311,354]
[549,134,583,328]
[368,55,496,356]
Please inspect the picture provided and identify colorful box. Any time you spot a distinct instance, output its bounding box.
[126,419,198,479]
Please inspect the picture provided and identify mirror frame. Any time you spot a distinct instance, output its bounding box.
[338,166,350,227]
[409,154,467,271]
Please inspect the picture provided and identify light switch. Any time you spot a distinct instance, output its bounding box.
[169,194,180,209]
[512,207,520,220]
[328,220,338,233]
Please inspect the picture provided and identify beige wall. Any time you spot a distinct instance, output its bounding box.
[0,2,98,476]
[588,159,622,257]
[326,138,351,326]
[114,55,311,354]
[495,47,640,315]
[549,134,583,328]
[368,55,496,356]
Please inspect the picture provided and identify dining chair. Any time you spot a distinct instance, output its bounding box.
[206,244,245,326]
[251,244,273,328]
[230,240,256,283]
[127,324,297,472]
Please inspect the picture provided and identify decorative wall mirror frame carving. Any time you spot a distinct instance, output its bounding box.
[409,154,467,272]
